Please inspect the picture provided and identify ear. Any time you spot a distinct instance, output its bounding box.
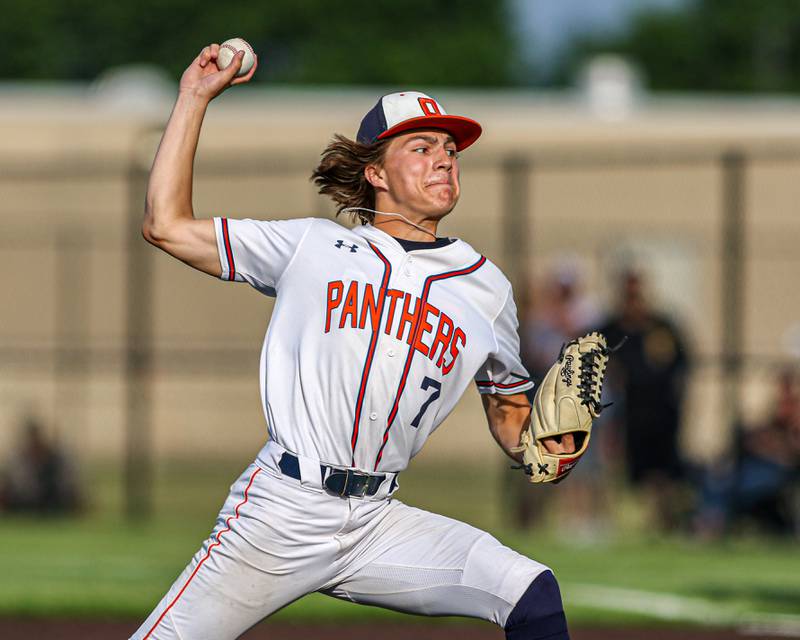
[364,164,387,191]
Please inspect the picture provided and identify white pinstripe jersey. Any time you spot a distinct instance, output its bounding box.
[213,217,533,473]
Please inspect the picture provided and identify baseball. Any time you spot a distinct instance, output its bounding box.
[217,38,255,77]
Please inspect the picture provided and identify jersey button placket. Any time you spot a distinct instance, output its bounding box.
[403,256,413,278]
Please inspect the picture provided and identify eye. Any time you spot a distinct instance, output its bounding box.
[446,149,459,158]
[414,147,428,154]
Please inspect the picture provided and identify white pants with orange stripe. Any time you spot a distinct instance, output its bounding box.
[131,441,549,640]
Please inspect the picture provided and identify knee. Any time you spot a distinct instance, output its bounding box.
[504,570,569,640]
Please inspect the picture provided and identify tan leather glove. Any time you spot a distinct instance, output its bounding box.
[512,332,613,484]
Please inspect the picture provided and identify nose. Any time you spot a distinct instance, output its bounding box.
[433,146,453,171]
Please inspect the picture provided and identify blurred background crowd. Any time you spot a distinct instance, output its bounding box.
[515,262,800,539]
[2,0,799,544]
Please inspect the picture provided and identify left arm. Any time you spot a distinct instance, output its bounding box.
[481,392,575,462]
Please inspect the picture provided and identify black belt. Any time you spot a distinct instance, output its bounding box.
[278,452,394,498]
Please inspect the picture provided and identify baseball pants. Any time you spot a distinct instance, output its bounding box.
[131,441,550,639]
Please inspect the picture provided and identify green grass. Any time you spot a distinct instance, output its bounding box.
[1,458,798,628]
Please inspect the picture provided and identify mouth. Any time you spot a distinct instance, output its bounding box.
[424,172,452,187]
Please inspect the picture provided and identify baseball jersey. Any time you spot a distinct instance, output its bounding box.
[213,217,533,472]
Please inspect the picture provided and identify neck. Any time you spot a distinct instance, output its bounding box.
[372,211,438,242]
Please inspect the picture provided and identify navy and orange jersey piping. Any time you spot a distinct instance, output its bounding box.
[220,217,237,281]
[349,242,392,466]
[475,376,532,392]
[372,255,487,470]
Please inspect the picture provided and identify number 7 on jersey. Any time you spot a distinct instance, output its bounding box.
[411,377,442,428]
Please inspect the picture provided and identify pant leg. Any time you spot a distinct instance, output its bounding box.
[324,499,551,628]
[131,463,343,640]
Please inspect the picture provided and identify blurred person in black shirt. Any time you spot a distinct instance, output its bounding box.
[600,269,692,531]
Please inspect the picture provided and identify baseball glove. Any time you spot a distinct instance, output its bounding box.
[511,331,614,484]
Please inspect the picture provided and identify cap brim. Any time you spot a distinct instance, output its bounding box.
[377,115,482,151]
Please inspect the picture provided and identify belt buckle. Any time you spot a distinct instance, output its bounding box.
[340,469,354,497]
[347,473,369,498]
[323,469,351,498]
[324,469,371,498]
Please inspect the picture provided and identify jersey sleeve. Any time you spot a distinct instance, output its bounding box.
[213,217,314,296]
[474,286,534,396]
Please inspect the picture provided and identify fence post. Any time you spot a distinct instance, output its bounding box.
[720,150,746,443]
[54,228,91,453]
[500,155,535,528]
[502,155,532,293]
[125,156,154,520]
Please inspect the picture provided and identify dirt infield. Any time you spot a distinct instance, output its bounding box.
[0,620,782,639]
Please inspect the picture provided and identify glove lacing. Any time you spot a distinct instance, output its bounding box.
[578,349,605,414]
[560,333,626,416]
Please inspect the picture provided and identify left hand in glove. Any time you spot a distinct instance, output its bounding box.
[512,331,616,484]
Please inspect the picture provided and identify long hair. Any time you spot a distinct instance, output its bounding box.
[310,134,390,225]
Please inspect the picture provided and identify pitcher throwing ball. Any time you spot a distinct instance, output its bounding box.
[132,42,612,640]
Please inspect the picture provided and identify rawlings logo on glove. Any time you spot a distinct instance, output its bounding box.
[511,331,621,484]
[560,354,575,386]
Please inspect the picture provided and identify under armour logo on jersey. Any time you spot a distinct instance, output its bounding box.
[334,240,358,253]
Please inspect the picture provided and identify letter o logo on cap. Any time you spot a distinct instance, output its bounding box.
[418,97,441,116]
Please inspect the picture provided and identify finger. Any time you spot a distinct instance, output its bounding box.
[231,53,258,85]
[191,46,206,66]
[541,437,562,455]
[198,45,213,68]
[198,44,222,68]
[220,50,245,81]
[541,434,576,455]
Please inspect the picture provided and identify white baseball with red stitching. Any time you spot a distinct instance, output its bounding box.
[217,37,255,77]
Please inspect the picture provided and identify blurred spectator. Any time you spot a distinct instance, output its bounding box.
[599,268,692,531]
[513,260,605,534]
[695,370,800,537]
[522,259,600,383]
[0,416,82,515]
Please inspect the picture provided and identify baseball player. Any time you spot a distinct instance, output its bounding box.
[131,43,601,640]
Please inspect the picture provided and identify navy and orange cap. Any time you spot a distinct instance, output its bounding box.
[356,91,482,151]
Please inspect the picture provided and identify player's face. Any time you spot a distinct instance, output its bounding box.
[375,130,460,220]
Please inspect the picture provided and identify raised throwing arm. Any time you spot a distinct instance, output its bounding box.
[142,43,257,275]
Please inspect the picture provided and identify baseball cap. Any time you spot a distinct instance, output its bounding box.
[357,91,482,151]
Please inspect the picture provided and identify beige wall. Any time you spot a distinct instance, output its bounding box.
[1,86,799,464]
